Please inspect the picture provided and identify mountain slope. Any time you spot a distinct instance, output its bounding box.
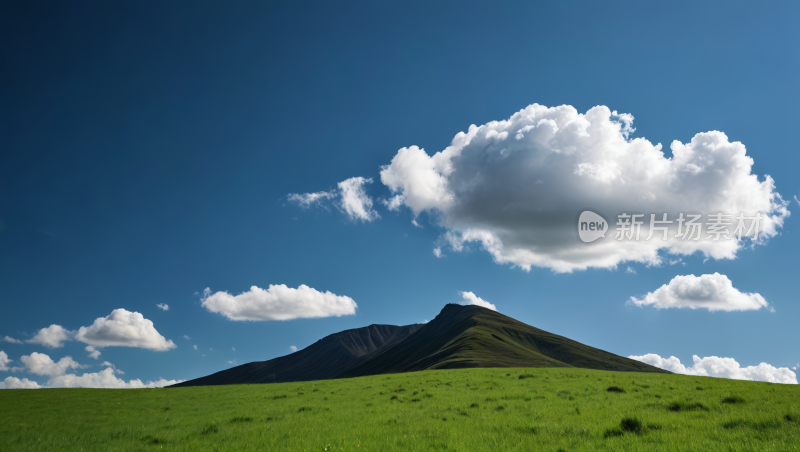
[174,304,666,387]
[172,323,423,387]
[340,304,667,377]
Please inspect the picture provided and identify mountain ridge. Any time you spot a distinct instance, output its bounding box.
[172,304,666,387]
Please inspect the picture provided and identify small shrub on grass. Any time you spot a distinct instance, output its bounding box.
[390,395,398,400]
[723,419,781,430]
[785,413,796,423]
[620,417,644,434]
[721,396,745,404]
[231,416,252,422]
[607,386,625,393]
[143,435,164,444]
[518,374,535,380]
[668,401,709,412]
[469,403,479,408]
[603,427,624,438]
[298,407,312,412]
[495,406,505,411]
[200,424,219,435]
[272,395,287,400]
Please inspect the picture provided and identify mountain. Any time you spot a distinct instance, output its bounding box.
[173,304,666,387]
[341,304,665,377]
[172,323,423,387]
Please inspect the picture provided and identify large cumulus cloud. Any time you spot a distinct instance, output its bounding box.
[380,104,788,272]
[201,284,357,321]
[629,353,797,384]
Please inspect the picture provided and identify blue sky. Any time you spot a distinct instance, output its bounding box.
[1,1,798,388]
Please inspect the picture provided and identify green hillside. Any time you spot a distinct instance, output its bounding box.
[176,304,665,387]
[2,367,798,451]
[344,304,668,377]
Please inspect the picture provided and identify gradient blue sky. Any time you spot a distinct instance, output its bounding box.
[1,1,798,387]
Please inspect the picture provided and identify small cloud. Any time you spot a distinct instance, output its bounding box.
[193,345,198,350]
[183,335,191,340]
[287,190,336,209]
[156,303,169,311]
[433,247,443,258]
[629,273,771,312]
[209,348,213,351]
[27,325,73,348]
[629,353,797,384]
[231,346,235,351]
[625,266,637,275]
[459,291,497,311]
[422,319,429,324]
[668,258,682,266]
[795,195,799,207]
[85,346,101,360]
[20,352,88,377]
[201,354,205,357]
[228,359,237,365]
[0,351,12,371]
[289,345,297,352]
[0,376,41,389]
[101,361,125,374]
[201,284,357,322]
[3,336,23,344]
[76,309,175,351]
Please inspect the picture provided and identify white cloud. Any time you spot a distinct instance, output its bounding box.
[289,177,380,222]
[287,190,336,208]
[338,177,380,222]
[289,345,297,352]
[85,345,101,360]
[625,266,637,275]
[193,344,198,350]
[27,325,73,348]
[378,104,789,272]
[101,361,124,374]
[201,284,357,321]
[156,303,169,311]
[231,346,235,351]
[459,291,497,311]
[629,353,797,384]
[76,309,176,351]
[183,335,191,340]
[795,195,799,207]
[0,351,11,371]
[0,376,41,389]
[20,352,87,377]
[47,368,183,388]
[629,273,771,312]
[433,247,443,258]
[3,336,23,344]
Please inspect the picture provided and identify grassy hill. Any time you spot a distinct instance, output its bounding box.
[2,367,798,451]
[176,304,665,387]
[173,323,423,386]
[343,304,667,377]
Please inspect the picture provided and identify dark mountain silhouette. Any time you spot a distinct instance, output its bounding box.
[173,304,666,387]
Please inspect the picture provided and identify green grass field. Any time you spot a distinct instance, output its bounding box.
[1,367,798,451]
